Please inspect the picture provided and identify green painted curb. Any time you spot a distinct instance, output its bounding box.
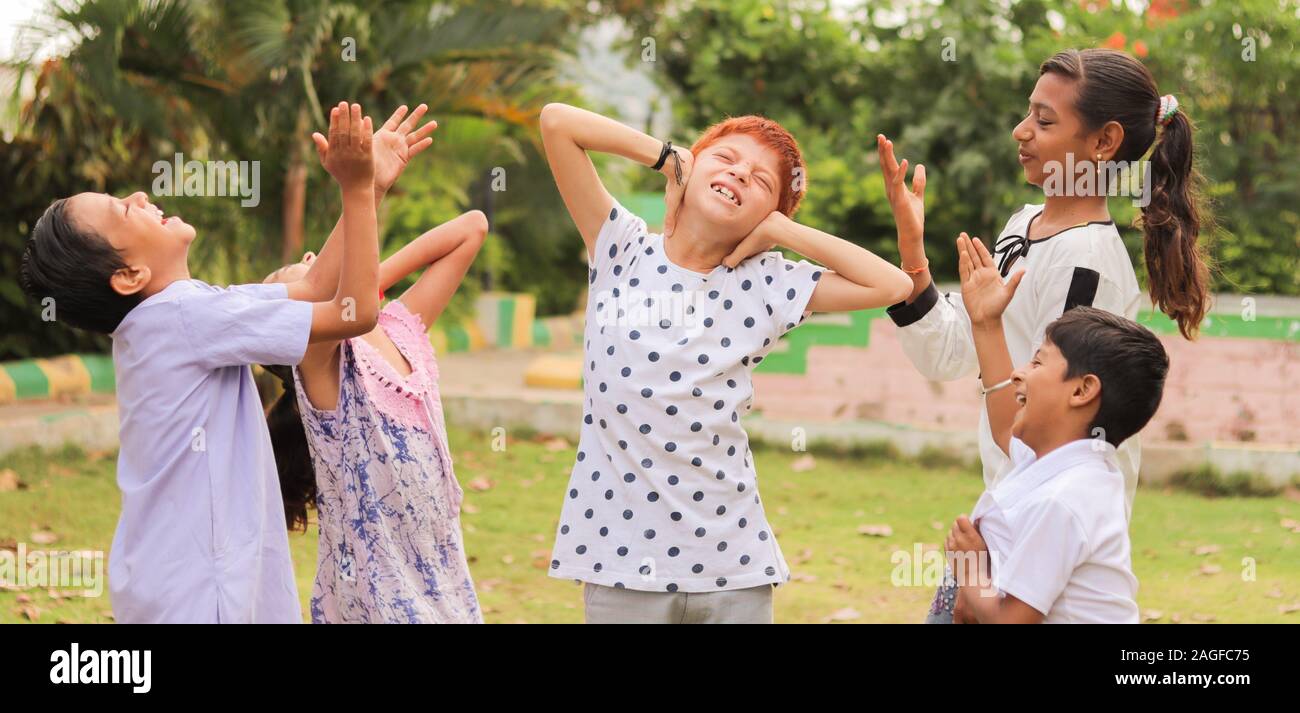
[2,360,50,399]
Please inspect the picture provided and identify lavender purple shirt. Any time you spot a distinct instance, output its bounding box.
[109,279,312,623]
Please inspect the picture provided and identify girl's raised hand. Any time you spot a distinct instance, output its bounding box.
[373,103,438,195]
[876,134,926,246]
[957,232,1023,326]
[313,102,375,190]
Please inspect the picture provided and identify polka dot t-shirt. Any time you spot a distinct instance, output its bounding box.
[549,202,824,593]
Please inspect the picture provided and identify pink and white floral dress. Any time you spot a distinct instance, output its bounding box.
[292,300,481,623]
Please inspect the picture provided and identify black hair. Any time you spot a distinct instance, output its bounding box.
[1040,49,1210,340]
[261,365,317,532]
[19,198,144,334]
[1045,306,1170,447]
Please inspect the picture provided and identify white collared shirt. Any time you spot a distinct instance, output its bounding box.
[971,438,1139,623]
[887,204,1144,520]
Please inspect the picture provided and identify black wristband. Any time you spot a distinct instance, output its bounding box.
[651,141,673,171]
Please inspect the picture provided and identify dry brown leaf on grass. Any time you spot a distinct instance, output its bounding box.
[30,531,58,546]
[466,477,494,492]
[791,455,816,473]
[1278,602,1300,615]
[1142,609,1164,622]
[0,469,24,492]
[17,605,41,622]
[857,524,893,537]
[543,437,571,452]
[1193,544,1221,556]
[461,502,479,515]
[825,607,861,623]
[1191,613,1217,623]
[1199,563,1222,576]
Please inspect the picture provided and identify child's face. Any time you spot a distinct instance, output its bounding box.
[686,133,784,237]
[263,252,316,284]
[1011,72,1096,187]
[66,191,195,294]
[1010,338,1085,447]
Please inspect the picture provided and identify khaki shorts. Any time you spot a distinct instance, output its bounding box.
[583,582,774,624]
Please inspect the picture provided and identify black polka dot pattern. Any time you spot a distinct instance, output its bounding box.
[552,203,824,592]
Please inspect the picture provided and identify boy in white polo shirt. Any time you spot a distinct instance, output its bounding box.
[942,233,1168,623]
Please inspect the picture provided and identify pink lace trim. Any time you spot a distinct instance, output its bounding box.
[348,301,441,431]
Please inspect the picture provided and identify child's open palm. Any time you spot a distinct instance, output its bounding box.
[876,134,925,243]
[372,103,438,194]
[958,232,1024,325]
[312,102,375,190]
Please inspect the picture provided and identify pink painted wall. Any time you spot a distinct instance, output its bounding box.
[753,320,1300,446]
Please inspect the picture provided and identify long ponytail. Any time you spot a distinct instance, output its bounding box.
[260,365,317,532]
[1040,48,1211,339]
[1142,109,1210,339]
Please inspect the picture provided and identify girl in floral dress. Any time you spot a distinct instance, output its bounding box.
[263,209,489,623]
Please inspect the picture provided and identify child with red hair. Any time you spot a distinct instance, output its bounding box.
[539,103,910,623]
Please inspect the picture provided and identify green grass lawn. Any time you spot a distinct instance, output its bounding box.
[2,429,1298,623]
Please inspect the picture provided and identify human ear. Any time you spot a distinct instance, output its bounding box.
[110,264,151,296]
[1070,373,1103,409]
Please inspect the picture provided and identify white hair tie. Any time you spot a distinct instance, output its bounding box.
[1157,94,1179,127]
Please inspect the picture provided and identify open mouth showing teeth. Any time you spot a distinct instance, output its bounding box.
[1015,391,1027,406]
[147,204,175,224]
[711,183,740,206]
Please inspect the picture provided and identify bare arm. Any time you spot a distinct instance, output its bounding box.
[947,516,1043,623]
[286,104,437,303]
[957,233,1025,455]
[384,210,490,327]
[539,103,688,257]
[306,102,380,343]
[877,134,932,304]
[721,212,912,312]
[958,585,1044,624]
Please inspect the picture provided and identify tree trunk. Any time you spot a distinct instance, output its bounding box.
[281,108,309,264]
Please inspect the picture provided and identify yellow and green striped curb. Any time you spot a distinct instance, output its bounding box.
[474,292,535,349]
[532,314,584,350]
[524,354,583,389]
[428,292,538,354]
[0,354,114,405]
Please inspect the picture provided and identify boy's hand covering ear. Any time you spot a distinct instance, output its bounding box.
[722,211,786,269]
[957,232,1024,326]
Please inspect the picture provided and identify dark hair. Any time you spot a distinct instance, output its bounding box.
[261,365,317,532]
[1040,48,1210,340]
[19,198,144,334]
[1045,307,1170,447]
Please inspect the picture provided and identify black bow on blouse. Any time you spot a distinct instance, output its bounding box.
[993,233,1030,278]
